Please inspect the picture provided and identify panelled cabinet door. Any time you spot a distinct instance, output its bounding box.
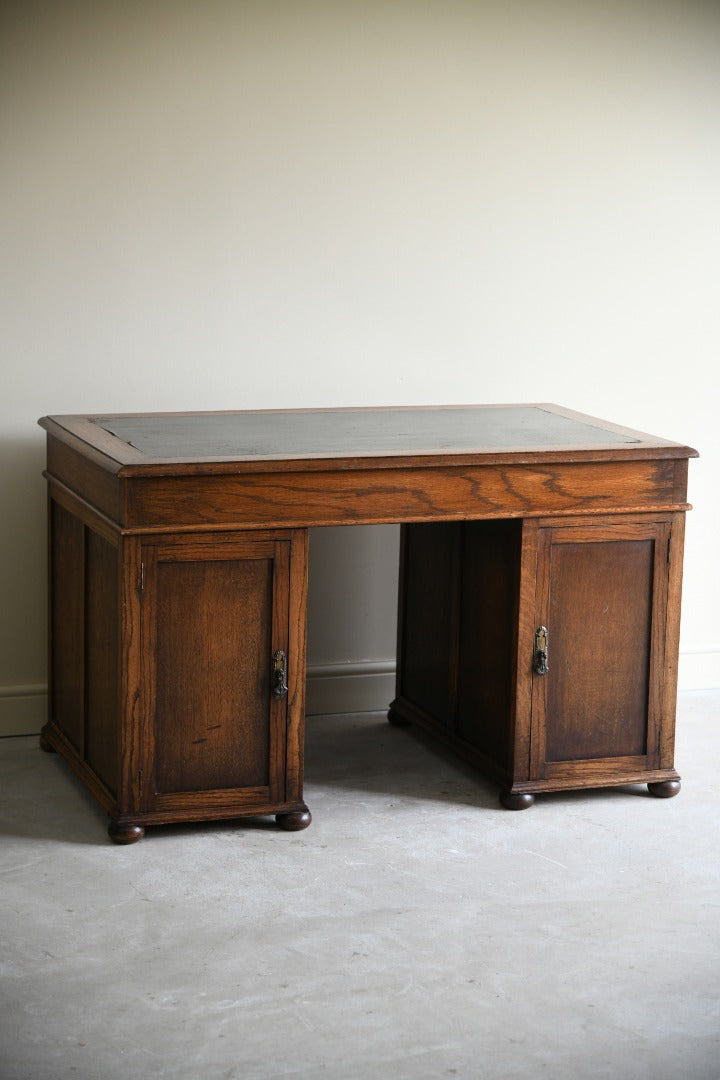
[136,533,294,816]
[529,520,672,783]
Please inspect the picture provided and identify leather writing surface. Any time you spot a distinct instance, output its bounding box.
[94,406,638,462]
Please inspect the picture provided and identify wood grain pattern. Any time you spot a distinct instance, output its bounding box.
[548,538,653,760]
[46,435,123,522]
[154,556,273,793]
[49,499,85,755]
[659,513,686,770]
[118,532,144,816]
[283,528,309,806]
[530,519,671,780]
[84,528,119,796]
[510,518,541,783]
[121,459,684,531]
[135,533,298,816]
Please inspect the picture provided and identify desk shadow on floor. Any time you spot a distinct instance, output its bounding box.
[303,712,659,812]
[304,712,501,810]
[0,736,285,846]
[1,714,661,848]
[0,735,112,845]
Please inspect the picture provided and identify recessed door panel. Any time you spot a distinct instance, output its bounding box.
[546,539,653,762]
[140,534,293,809]
[155,557,274,793]
[531,521,670,780]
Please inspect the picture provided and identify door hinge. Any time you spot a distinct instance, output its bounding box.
[140,561,145,592]
[667,536,671,564]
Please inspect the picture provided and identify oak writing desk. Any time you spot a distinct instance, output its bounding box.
[38,405,697,844]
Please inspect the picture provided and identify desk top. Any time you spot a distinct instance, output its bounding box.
[40,404,696,474]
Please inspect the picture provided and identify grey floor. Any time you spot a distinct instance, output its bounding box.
[1,691,719,1080]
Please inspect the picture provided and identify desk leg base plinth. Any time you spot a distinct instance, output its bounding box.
[648,779,681,799]
[500,791,535,811]
[276,809,312,831]
[108,822,145,845]
[106,810,312,843]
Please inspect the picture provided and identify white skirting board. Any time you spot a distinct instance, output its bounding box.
[305,661,396,718]
[303,651,720,716]
[0,665,398,737]
[1,650,718,737]
[0,685,48,738]
[677,647,720,699]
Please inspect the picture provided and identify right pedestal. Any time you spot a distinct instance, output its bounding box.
[390,513,685,807]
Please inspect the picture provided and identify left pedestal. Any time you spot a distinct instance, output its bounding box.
[43,491,309,843]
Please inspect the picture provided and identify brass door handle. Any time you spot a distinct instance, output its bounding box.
[533,626,549,676]
[272,649,289,698]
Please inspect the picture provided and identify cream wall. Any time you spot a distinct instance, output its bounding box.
[1,0,719,733]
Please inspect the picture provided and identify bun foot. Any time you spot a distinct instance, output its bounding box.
[276,809,312,831]
[108,822,145,845]
[39,729,56,753]
[648,780,681,799]
[500,791,535,810]
[387,707,411,727]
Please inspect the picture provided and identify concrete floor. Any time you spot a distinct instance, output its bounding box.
[1,691,719,1080]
